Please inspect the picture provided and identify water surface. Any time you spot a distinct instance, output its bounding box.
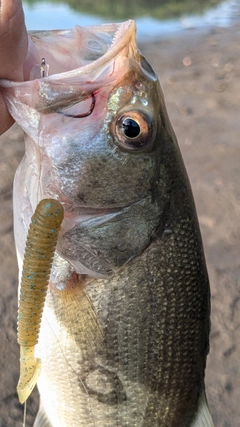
[23,0,240,40]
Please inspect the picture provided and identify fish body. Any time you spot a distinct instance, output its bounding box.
[0,21,213,426]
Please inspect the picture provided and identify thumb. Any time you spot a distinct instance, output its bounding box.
[0,0,28,81]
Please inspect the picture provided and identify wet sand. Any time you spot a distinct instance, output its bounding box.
[0,23,239,426]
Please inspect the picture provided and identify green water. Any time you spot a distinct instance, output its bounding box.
[24,0,223,20]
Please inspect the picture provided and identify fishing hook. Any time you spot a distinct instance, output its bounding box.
[39,57,96,118]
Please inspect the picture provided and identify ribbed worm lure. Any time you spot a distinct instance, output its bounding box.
[17,199,64,404]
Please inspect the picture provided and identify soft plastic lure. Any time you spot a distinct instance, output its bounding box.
[17,199,64,404]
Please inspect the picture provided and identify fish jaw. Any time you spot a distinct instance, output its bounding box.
[0,21,139,112]
[30,20,138,78]
[4,20,165,277]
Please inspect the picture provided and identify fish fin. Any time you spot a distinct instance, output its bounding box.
[190,387,214,427]
[33,400,53,427]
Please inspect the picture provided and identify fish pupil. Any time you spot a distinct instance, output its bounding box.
[122,118,140,138]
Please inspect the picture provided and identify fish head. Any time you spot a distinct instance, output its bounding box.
[1,21,174,278]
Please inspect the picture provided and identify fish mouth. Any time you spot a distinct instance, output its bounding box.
[0,21,137,113]
[43,20,137,80]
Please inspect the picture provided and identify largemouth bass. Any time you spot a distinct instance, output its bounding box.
[1,20,213,427]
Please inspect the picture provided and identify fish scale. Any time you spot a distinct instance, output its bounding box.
[35,209,207,427]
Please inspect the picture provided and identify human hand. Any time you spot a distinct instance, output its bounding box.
[0,0,37,135]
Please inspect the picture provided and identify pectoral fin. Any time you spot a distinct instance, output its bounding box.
[191,387,214,427]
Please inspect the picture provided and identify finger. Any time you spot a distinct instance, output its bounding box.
[0,0,28,80]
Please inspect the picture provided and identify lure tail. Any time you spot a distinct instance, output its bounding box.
[17,199,64,404]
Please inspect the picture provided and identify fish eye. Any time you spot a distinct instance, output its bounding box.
[115,111,153,152]
[122,118,140,139]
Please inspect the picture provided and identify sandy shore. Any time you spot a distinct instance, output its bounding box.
[0,22,239,426]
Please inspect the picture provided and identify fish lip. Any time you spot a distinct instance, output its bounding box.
[0,20,137,113]
[0,20,136,85]
[46,20,137,80]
